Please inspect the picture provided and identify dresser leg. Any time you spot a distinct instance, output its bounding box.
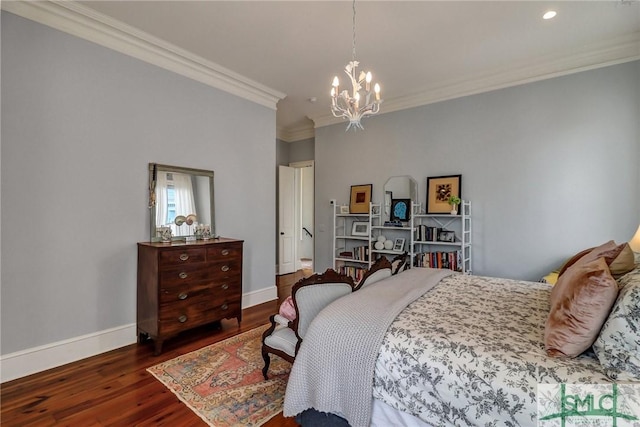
[153,340,164,356]
[137,332,150,344]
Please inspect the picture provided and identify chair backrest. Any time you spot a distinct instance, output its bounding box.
[391,252,409,275]
[355,257,392,291]
[291,269,354,339]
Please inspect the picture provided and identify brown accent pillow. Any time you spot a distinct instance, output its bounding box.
[609,244,636,278]
[557,241,627,277]
[545,257,619,358]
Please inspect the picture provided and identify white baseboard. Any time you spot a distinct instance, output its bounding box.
[242,285,278,308]
[0,323,137,383]
[1,287,278,383]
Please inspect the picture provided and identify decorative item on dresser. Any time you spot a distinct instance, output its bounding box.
[137,238,243,355]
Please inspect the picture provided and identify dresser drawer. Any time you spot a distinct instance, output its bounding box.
[158,299,241,336]
[207,243,242,260]
[159,264,212,287]
[159,282,213,304]
[207,259,242,278]
[159,247,206,267]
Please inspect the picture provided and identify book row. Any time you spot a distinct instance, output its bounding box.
[338,266,366,283]
[414,225,456,243]
[338,245,369,261]
[414,250,462,271]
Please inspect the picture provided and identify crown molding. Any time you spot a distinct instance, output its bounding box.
[1,0,286,110]
[277,124,315,143]
[311,32,640,129]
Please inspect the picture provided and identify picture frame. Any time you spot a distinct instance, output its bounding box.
[390,199,411,222]
[426,175,462,214]
[340,205,350,214]
[393,238,405,252]
[350,184,373,214]
[437,230,456,243]
[351,221,370,236]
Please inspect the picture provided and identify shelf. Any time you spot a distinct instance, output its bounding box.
[335,257,369,264]
[414,241,465,246]
[372,226,412,231]
[371,250,406,255]
[335,235,370,241]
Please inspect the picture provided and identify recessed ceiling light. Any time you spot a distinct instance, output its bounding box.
[543,10,557,20]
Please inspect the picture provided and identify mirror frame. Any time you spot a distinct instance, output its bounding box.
[383,175,418,222]
[148,163,215,242]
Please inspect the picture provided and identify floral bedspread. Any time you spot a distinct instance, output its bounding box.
[372,273,612,426]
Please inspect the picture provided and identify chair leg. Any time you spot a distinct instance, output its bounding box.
[262,349,271,380]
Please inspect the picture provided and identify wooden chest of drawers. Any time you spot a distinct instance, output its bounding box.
[137,238,243,355]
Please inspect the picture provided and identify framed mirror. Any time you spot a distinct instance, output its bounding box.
[148,163,215,242]
[383,176,418,222]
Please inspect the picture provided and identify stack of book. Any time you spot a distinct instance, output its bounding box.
[338,266,366,283]
[414,225,445,242]
[414,250,461,271]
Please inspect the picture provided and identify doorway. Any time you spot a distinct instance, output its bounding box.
[278,161,314,275]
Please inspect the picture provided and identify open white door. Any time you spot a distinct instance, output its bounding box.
[278,165,296,275]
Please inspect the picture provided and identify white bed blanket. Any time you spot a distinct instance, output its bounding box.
[283,268,454,427]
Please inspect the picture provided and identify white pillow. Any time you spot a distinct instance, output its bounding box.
[593,267,640,380]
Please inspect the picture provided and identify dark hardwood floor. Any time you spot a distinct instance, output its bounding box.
[1,270,312,426]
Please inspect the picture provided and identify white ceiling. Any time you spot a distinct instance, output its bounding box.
[17,1,640,140]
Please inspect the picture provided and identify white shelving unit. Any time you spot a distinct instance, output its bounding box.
[412,200,472,274]
[332,203,380,282]
[371,202,420,263]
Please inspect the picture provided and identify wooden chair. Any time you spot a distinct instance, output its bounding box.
[261,269,355,379]
[354,257,392,291]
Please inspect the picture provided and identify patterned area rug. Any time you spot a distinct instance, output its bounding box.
[147,325,290,426]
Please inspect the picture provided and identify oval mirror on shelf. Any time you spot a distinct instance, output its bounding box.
[383,176,418,222]
[148,163,215,242]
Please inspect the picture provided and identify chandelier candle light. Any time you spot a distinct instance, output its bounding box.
[330,0,382,131]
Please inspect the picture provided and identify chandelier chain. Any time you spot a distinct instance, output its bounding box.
[352,0,356,61]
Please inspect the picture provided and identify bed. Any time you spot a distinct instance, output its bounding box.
[283,260,640,427]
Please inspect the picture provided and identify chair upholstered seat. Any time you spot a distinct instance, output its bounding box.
[263,326,298,357]
[261,269,355,379]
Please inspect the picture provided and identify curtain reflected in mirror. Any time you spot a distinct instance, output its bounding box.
[155,171,197,236]
[149,164,215,241]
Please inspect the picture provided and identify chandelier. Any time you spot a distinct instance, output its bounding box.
[330,0,382,131]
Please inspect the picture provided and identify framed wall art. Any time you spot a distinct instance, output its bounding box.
[426,175,462,214]
[349,184,372,214]
[390,199,411,222]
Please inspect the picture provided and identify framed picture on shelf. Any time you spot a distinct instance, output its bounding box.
[390,199,411,222]
[393,238,405,252]
[426,175,462,214]
[351,221,370,236]
[438,230,456,243]
[340,205,350,214]
[350,184,372,214]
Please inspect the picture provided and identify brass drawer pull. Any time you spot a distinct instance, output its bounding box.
[178,272,188,279]
[178,292,188,300]
[221,283,229,290]
[179,253,189,261]
[221,249,230,256]
[221,265,230,272]
[178,315,187,323]
[221,304,228,311]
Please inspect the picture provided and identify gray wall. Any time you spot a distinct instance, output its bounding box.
[315,61,640,281]
[1,12,276,354]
